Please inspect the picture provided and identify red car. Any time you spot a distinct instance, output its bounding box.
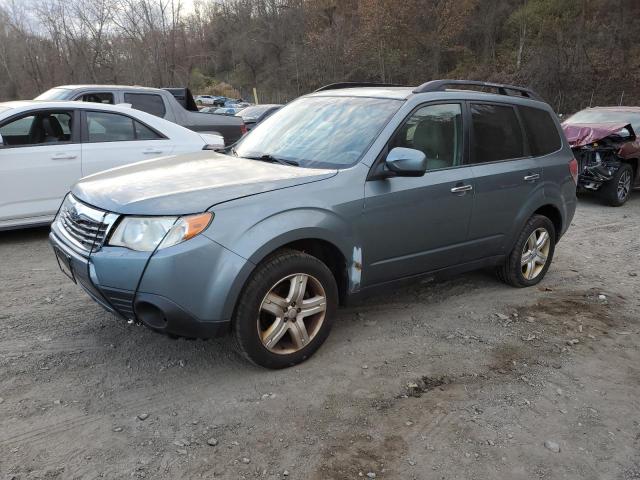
[562,106,640,206]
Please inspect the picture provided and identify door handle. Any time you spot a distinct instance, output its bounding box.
[51,154,77,160]
[143,149,163,155]
[524,173,541,182]
[450,184,473,194]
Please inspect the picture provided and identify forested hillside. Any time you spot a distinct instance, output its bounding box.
[0,0,638,112]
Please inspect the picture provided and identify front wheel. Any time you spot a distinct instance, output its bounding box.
[232,250,338,369]
[601,163,633,206]
[497,215,556,288]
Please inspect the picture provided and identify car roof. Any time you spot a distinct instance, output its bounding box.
[0,100,154,114]
[0,100,165,118]
[308,86,414,100]
[49,85,165,92]
[306,86,548,107]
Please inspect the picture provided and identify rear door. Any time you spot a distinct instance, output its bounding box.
[465,102,543,260]
[0,109,81,224]
[80,110,174,176]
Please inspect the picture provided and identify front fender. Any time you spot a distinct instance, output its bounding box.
[204,206,362,320]
[239,209,355,264]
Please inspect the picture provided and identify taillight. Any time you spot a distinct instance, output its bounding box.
[240,123,248,135]
[569,158,579,185]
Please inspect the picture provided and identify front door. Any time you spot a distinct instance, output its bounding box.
[360,103,475,287]
[0,109,81,225]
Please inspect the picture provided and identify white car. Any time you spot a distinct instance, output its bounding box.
[0,101,224,230]
[194,95,218,106]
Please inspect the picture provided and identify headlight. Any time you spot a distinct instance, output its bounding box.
[108,213,213,251]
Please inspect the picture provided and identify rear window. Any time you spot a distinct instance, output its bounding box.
[470,103,525,163]
[519,106,561,156]
[124,93,166,117]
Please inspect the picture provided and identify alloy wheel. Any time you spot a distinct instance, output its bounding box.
[258,273,327,354]
[617,170,632,202]
[521,228,551,280]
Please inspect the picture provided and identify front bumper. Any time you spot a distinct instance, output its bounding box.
[50,227,250,339]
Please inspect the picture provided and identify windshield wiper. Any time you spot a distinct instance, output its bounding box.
[243,154,299,167]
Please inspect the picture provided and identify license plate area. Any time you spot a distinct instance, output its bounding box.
[54,247,76,283]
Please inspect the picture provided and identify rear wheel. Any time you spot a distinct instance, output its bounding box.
[232,250,338,369]
[498,215,556,288]
[601,163,633,206]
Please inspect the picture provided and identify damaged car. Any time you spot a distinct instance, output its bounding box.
[562,107,640,206]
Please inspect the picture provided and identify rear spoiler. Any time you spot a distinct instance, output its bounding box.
[162,87,199,111]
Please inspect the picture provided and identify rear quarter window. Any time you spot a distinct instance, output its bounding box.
[519,106,561,156]
[124,93,166,117]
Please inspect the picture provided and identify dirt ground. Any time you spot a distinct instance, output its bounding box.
[1,193,639,480]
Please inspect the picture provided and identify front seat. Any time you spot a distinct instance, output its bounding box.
[412,118,453,170]
[41,116,64,143]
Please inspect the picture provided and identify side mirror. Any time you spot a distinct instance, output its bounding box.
[385,147,427,177]
[0,133,4,147]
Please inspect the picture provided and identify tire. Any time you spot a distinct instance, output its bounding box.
[497,215,556,288]
[601,163,633,206]
[232,249,338,369]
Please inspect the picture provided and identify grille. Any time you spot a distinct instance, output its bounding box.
[56,195,114,253]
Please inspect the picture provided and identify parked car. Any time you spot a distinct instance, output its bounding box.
[194,95,219,106]
[236,104,282,130]
[0,101,223,230]
[212,107,244,116]
[49,80,576,369]
[35,85,246,145]
[562,106,640,206]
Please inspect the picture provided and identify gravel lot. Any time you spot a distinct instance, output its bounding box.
[1,194,639,480]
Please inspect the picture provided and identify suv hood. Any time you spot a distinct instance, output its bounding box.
[72,151,337,215]
[562,122,636,148]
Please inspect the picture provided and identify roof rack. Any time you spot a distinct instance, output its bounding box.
[412,79,543,101]
[314,82,405,92]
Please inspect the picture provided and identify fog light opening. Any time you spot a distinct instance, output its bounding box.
[134,301,167,329]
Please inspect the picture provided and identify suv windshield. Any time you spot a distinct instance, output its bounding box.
[233,96,402,169]
[35,88,72,101]
[566,109,640,133]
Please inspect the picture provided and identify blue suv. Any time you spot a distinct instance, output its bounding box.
[50,80,578,368]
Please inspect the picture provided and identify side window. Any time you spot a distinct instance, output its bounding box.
[124,93,166,117]
[52,113,72,135]
[0,111,73,146]
[80,92,114,105]
[389,103,463,170]
[470,104,524,163]
[86,112,135,142]
[134,121,163,140]
[519,106,561,156]
[0,115,35,143]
